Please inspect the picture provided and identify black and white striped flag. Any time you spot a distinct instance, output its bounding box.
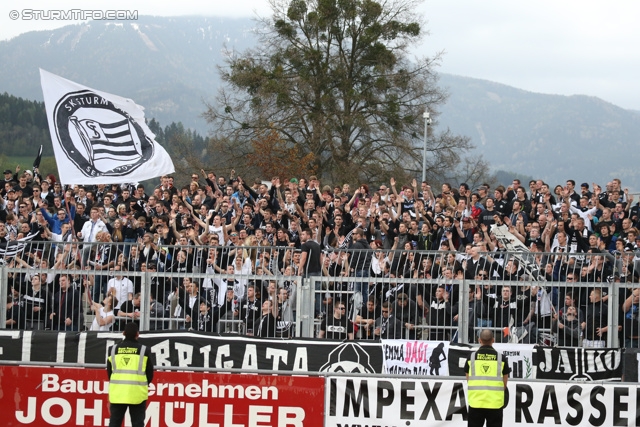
[40,69,174,185]
[0,232,40,261]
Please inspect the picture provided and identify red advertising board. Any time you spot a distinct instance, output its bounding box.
[0,365,324,427]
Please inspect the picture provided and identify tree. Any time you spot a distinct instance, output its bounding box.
[246,128,317,179]
[149,120,217,186]
[205,0,488,185]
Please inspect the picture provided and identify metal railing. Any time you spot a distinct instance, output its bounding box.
[0,241,638,348]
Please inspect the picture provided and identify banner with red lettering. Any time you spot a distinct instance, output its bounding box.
[382,340,451,375]
[0,366,324,427]
[382,340,536,379]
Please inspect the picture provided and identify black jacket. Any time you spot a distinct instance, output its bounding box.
[349,238,372,271]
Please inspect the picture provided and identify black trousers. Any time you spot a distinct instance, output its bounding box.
[109,401,146,427]
[468,406,503,427]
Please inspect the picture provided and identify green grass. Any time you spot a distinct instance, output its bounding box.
[0,155,59,177]
[1,156,33,165]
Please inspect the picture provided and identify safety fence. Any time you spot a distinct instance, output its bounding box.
[1,241,639,349]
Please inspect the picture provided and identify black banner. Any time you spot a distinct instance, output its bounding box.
[622,347,639,382]
[0,331,384,373]
[438,343,623,382]
[0,331,628,380]
[535,346,622,381]
[446,343,476,377]
[446,343,538,379]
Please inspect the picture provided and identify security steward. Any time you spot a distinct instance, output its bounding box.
[107,322,154,427]
[465,329,510,427]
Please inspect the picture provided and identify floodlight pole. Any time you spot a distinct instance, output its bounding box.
[421,111,432,183]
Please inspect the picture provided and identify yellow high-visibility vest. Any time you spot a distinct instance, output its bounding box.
[109,344,149,404]
[467,350,505,409]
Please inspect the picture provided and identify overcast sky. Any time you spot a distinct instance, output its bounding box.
[2,0,639,110]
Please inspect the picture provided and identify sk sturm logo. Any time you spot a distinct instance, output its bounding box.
[123,357,131,366]
[53,89,154,177]
[320,342,376,373]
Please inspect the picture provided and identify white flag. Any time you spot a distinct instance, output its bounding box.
[40,69,175,185]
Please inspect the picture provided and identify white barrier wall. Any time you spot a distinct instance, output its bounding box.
[326,377,639,427]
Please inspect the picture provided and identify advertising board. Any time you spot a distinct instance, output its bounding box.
[0,366,324,427]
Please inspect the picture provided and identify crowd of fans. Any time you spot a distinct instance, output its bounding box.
[1,165,640,348]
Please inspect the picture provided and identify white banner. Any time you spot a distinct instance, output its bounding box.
[383,340,536,379]
[493,343,536,379]
[383,340,451,376]
[40,69,174,184]
[327,377,639,426]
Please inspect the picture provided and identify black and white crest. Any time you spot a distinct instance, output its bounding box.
[320,342,376,373]
[53,89,154,178]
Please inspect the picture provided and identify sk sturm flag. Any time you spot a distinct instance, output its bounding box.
[40,69,175,184]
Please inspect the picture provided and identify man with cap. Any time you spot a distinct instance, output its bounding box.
[3,169,14,184]
[107,322,154,427]
[615,243,640,283]
[23,169,36,184]
[465,329,511,427]
[193,298,217,332]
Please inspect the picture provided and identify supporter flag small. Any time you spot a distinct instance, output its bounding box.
[40,69,175,184]
[33,144,43,170]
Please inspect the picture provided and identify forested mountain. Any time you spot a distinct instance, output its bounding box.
[0,92,51,157]
[437,74,640,188]
[1,16,639,188]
